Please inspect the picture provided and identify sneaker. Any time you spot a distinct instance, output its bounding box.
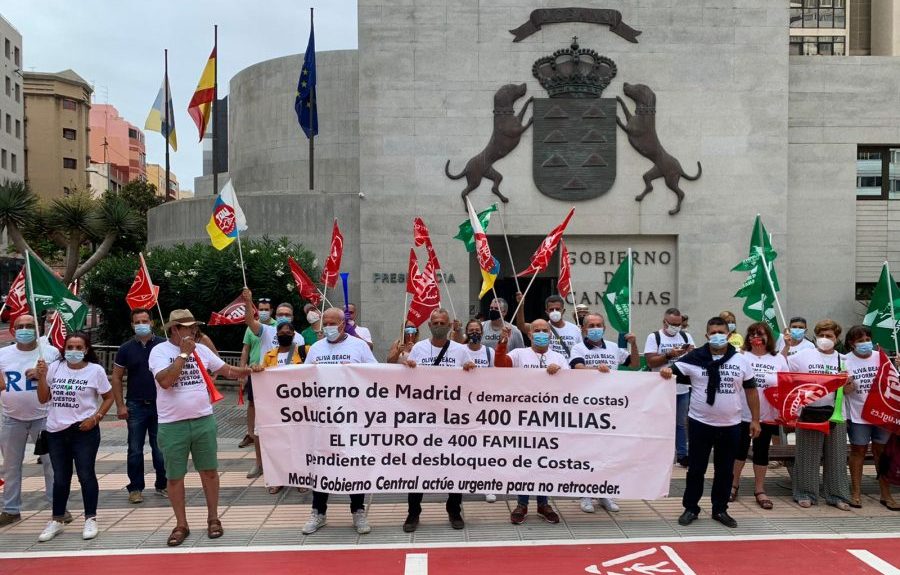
[38,520,64,542]
[156,488,168,498]
[510,504,527,525]
[352,510,371,534]
[485,493,497,503]
[301,511,326,534]
[62,511,73,524]
[599,498,620,512]
[402,514,419,533]
[0,512,21,526]
[82,517,98,540]
[128,491,143,504]
[238,434,255,448]
[536,504,560,524]
[246,464,263,479]
[678,509,699,526]
[580,498,595,513]
[448,512,465,530]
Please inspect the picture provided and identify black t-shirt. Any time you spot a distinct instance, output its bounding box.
[114,336,165,401]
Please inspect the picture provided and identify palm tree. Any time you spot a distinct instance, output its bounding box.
[0,180,139,283]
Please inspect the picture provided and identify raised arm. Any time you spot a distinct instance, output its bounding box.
[242,287,262,336]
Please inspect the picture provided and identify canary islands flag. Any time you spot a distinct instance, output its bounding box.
[206,180,247,250]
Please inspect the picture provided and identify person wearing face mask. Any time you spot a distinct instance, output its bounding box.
[111,308,167,505]
[644,308,695,467]
[787,319,852,510]
[842,325,897,510]
[402,309,471,532]
[573,304,590,326]
[0,314,63,527]
[300,303,322,349]
[660,317,760,529]
[35,332,113,542]
[495,319,568,525]
[302,308,377,536]
[481,297,524,351]
[515,294,581,358]
[719,311,743,350]
[568,313,638,514]
[347,303,375,349]
[387,322,420,364]
[238,296,276,474]
[776,316,815,356]
[460,319,497,502]
[730,322,787,510]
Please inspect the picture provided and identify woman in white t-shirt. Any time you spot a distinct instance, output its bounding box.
[786,319,852,511]
[463,319,494,369]
[35,332,113,542]
[731,322,787,510]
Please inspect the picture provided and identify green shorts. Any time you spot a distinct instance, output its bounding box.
[157,415,218,480]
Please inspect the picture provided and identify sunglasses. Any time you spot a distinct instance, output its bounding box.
[258,298,272,303]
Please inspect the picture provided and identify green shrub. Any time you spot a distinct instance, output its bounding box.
[82,237,319,350]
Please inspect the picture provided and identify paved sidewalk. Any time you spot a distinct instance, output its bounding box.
[3,391,898,552]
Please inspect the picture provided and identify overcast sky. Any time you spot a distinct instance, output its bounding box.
[6,1,358,192]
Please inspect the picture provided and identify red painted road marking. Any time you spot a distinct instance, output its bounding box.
[2,538,898,575]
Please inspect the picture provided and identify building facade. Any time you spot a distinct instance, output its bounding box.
[149,0,900,355]
[146,162,178,201]
[89,103,146,187]
[0,14,23,184]
[23,69,92,200]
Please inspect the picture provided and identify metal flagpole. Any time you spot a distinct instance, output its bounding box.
[235,227,248,288]
[510,272,538,325]
[308,8,315,191]
[400,292,409,343]
[438,269,457,319]
[498,204,521,293]
[886,261,900,354]
[164,49,171,201]
[627,247,632,334]
[212,25,219,195]
[23,252,46,361]
[758,251,786,330]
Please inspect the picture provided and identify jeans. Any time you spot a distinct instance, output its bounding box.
[682,417,740,516]
[311,491,365,514]
[517,495,548,506]
[407,493,462,517]
[48,424,101,518]
[0,415,53,514]
[675,391,690,458]
[126,400,166,492]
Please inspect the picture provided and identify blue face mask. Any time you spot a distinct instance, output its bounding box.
[709,333,728,348]
[532,332,551,347]
[854,341,874,356]
[134,324,152,337]
[323,325,341,342]
[65,350,85,364]
[790,327,806,341]
[276,316,292,326]
[587,328,604,342]
[404,327,418,335]
[15,328,35,344]
[727,322,736,333]
[258,311,271,323]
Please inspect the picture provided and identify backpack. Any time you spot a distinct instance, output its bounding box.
[654,329,689,348]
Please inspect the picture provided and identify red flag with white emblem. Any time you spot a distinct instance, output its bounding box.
[208,294,256,326]
[862,349,900,434]
[406,248,439,327]
[413,217,441,271]
[5,268,28,335]
[47,310,67,351]
[558,240,572,299]
[776,372,847,433]
[125,253,160,311]
[320,219,343,289]
[466,199,494,274]
[517,207,575,277]
[288,256,322,306]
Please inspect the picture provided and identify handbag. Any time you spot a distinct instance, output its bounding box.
[33,430,49,456]
[798,405,833,423]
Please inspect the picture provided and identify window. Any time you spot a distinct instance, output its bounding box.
[10,153,15,174]
[4,77,8,96]
[128,127,138,139]
[14,84,18,103]
[857,145,900,199]
[789,0,846,29]
[14,119,19,138]
[3,39,8,59]
[790,35,846,55]
[62,98,76,110]
[62,128,76,140]
[4,114,9,134]
[13,47,19,66]
[63,157,77,170]
[1,149,6,169]
[63,187,71,196]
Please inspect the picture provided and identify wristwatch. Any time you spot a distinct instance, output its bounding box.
[178,352,189,360]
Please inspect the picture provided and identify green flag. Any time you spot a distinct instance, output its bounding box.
[862,262,900,352]
[453,203,498,253]
[740,258,780,335]
[25,252,87,332]
[601,253,631,333]
[732,215,780,290]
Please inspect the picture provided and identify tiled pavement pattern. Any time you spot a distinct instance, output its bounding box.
[3,391,899,552]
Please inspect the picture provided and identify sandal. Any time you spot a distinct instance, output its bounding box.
[754,492,773,510]
[880,499,900,511]
[297,487,309,493]
[849,496,863,509]
[830,500,851,511]
[207,518,224,539]
[167,525,190,547]
[797,499,812,508]
[729,485,739,502]
[268,486,283,495]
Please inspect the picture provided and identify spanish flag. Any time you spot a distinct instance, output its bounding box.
[188,46,216,141]
[206,180,247,250]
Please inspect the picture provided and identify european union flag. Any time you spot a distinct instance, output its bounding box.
[295,20,317,138]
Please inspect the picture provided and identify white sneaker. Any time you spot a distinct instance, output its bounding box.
[580,497,595,513]
[82,517,98,540]
[352,510,371,534]
[599,498,620,512]
[485,493,497,503]
[38,520,64,542]
[302,510,326,534]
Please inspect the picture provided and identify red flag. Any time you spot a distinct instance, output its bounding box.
[125,253,160,310]
[320,220,344,288]
[5,268,28,335]
[47,310,67,351]
[413,217,441,271]
[862,349,900,434]
[208,294,255,326]
[288,256,322,305]
[558,240,572,299]
[517,207,575,277]
[406,248,439,327]
[776,371,847,433]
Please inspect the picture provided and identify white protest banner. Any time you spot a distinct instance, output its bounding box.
[254,365,674,498]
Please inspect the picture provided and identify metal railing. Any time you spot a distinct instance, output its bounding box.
[93,345,243,383]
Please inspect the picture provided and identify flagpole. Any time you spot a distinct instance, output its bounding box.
[510,272,538,326]
[24,252,46,361]
[627,247,632,334]
[308,7,315,191]
[567,271,581,327]
[438,269,457,319]
[885,261,900,354]
[758,250,786,330]
[212,25,219,196]
[400,291,409,344]
[498,204,521,293]
[235,227,248,288]
[164,49,170,201]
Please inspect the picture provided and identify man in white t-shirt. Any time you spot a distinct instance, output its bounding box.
[515,294,581,358]
[643,307,695,467]
[149,309,255,547]
[0,314,62,526]
[661,317,760,530]
[346,303,374,349]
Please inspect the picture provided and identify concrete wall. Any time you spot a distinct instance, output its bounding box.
[871,0,900,56]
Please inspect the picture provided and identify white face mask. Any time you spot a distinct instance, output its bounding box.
[306,311,321,324]
[548,310,562,323]
[816,337,835,352]
[664,323,681,337]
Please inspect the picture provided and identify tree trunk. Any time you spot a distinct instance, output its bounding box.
[63,234,82,284]
[72,233,116,281]
[6,223,52,270]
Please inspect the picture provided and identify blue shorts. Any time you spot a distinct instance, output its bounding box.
[847,420,891,446]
